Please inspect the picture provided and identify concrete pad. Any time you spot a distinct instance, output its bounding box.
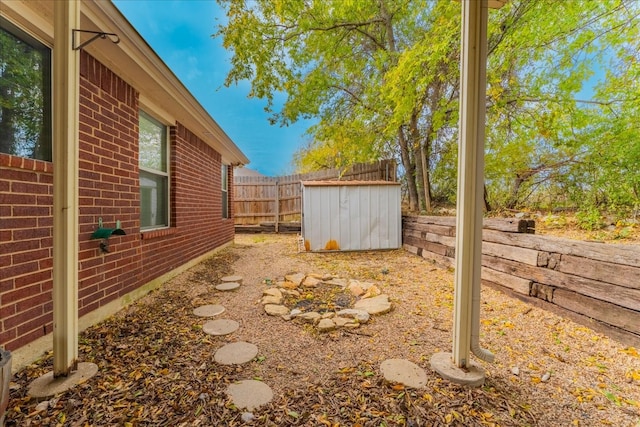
[193,304,225,317]
[216,282,240,291]
[430,352,485,387]
[227,380,273,410]
[221,275,243,284]
[214,342,258,365]
[380,359,427,389]
[203,319,240,336]
[28,362,98,398]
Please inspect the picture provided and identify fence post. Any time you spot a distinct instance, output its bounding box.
[275,180,280,233]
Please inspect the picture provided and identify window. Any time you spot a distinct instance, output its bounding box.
[221,164,229,219]
[139,111,168,229]
[0,17,52,161]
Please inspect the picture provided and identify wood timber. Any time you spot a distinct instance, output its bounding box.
[403,215,640,346]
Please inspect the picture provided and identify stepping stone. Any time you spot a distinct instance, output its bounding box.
[227,380,273,410]
[193,304,225,317]
[216,282,240,291]
[221,275,243,284]
[214,342,258,365]
[380,359,427,389]
[203,319,239,336]
[354,294,392,315]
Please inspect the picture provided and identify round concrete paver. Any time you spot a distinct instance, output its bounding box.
[203,319,240,336]
[214,342,258,365]
[380,358,428,389]
[227,380,273,410]
[193,304,225,317]
[216,282,240,291]
[221,275,243,284]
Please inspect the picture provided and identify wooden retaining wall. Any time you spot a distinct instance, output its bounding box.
[234,160,397,232]
[403,215,640,346]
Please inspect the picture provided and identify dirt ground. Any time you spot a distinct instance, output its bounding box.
[6,233,640,426]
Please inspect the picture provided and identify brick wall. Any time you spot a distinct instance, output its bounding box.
[139,123,234,284]
[0,156,54,349]
[1,51,235,352]
[77,52,143,317]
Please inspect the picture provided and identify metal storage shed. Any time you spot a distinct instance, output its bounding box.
[301,181,401,251]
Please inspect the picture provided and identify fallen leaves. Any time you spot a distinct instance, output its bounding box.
[5,235,640,426]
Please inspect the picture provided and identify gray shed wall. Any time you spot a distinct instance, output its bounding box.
[301,183,401,251]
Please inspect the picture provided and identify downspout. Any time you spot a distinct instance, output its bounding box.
[471,275,494,362]
[468,0,494,364]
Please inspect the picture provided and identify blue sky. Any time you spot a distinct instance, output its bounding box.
[113,0,314,177]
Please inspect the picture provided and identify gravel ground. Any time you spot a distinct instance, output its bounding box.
[6,233,640,426]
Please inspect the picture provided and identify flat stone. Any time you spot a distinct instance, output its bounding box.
[263,288,283,299]
[193,304,226,317]
[227,380,273,410]
[278,280,298,289]
[325,278,347,288]
[280,288,300,297]
[336,308,370,323]
[203,319,239,336]
[285,273,305,286]
[321,312,335,319]
[354,294,391,315]
[302,276,321,288]
[380,359,427,389]
[362,284,381,299]
[216,282,240,291]
[214,342,259,365]
[28,362,99,398]
[296,311,321,324]
[264,304,289,316]
[333,317,350,327]
[348,282,364,296]
[221,275,243,284]
[289,308,302,317]
[261,295,283,305]
[430,352,485,387]
[318,318,336,332]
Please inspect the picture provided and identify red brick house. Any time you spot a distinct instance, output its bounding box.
[1,1,249,371]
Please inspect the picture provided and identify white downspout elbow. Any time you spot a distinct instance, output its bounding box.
[471,275,494,362]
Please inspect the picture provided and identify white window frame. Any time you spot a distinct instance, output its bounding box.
[221,164,229,219]
[139,110,170,230]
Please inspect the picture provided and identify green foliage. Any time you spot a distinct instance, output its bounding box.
[576,207,603,231]
[216,0,640,216]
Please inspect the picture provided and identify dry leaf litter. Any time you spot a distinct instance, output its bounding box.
[6,234,640,426]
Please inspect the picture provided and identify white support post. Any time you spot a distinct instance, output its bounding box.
[53,0,80,377]
[452,0,489,368]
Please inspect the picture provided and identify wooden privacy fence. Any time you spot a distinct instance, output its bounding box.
[403,215,640,346]
[233,160,397,233]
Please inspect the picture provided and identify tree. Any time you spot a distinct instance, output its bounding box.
[215,0,640,214]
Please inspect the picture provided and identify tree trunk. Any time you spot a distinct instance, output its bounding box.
[484,184,492,212]
[397,127,419,212]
